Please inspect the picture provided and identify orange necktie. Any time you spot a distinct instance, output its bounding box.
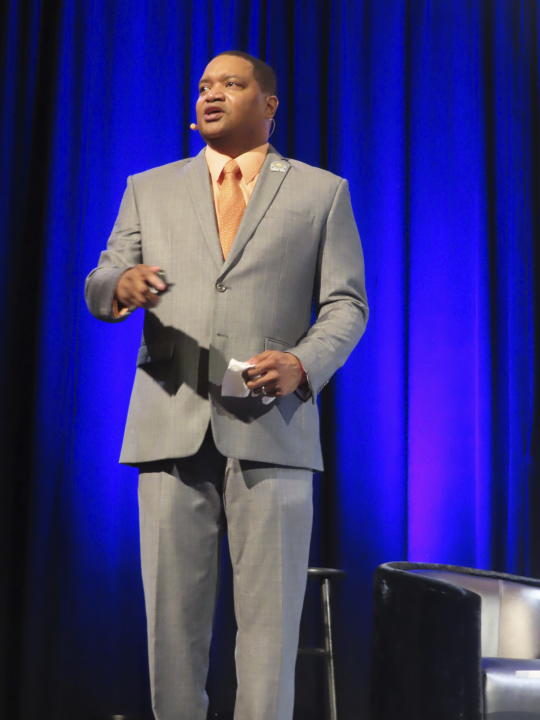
[217,159,246,259]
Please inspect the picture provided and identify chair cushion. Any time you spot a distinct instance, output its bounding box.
[483,657,540,718]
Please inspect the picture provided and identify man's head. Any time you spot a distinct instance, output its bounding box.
[195,51,279,157]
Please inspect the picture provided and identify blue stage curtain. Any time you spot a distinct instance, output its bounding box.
[1,1,539,718]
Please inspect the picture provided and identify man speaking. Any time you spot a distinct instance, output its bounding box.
[86,51,368,720]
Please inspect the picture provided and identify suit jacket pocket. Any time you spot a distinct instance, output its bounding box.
[136,342,175,366]
[264,337,290,351]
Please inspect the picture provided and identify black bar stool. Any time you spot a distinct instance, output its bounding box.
[299,567,345,720]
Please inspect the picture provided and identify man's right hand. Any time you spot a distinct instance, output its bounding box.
[114,264,166,310]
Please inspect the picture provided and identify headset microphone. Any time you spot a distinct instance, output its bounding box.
[189,123,198,130]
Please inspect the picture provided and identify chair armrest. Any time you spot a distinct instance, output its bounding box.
[372,562,484,720]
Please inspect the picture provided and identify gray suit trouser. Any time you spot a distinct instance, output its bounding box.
[138,430,313,720]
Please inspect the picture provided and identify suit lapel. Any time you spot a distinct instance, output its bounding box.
[185,148,223,271]
[219,146,291,277]
[184,146,291,276]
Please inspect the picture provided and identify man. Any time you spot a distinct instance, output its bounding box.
[85,51,368,720]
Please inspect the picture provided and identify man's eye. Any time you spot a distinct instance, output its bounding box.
[199,85,209,94]
[226,81,240,87]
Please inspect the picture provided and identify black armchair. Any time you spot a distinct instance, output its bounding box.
[372,561,540,720]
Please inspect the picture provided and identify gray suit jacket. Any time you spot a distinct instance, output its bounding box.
[85,146,368,471]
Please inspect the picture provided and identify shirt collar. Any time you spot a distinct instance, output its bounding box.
[205,143,269,184]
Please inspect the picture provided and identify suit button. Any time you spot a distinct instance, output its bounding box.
[216,283,227,292]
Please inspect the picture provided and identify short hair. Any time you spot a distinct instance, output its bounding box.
[214,50,277,95]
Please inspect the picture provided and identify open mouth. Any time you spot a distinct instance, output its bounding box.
[204,107,224,122]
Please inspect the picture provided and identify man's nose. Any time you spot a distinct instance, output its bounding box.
[206,86,225,101]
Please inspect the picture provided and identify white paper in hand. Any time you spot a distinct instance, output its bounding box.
[221,359,275,404]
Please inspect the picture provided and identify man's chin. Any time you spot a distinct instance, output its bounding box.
[199,121,227,141]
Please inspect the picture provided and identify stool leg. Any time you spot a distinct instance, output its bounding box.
[321,578,338,720]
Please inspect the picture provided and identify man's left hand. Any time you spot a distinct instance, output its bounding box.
[244,351,305,397]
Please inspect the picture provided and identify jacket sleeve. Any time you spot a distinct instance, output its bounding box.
[288,178,369,398]
[84,176,142,322]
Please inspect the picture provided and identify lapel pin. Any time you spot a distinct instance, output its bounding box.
[270,161,288,173]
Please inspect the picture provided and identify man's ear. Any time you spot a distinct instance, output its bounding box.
[265,95,279,118]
